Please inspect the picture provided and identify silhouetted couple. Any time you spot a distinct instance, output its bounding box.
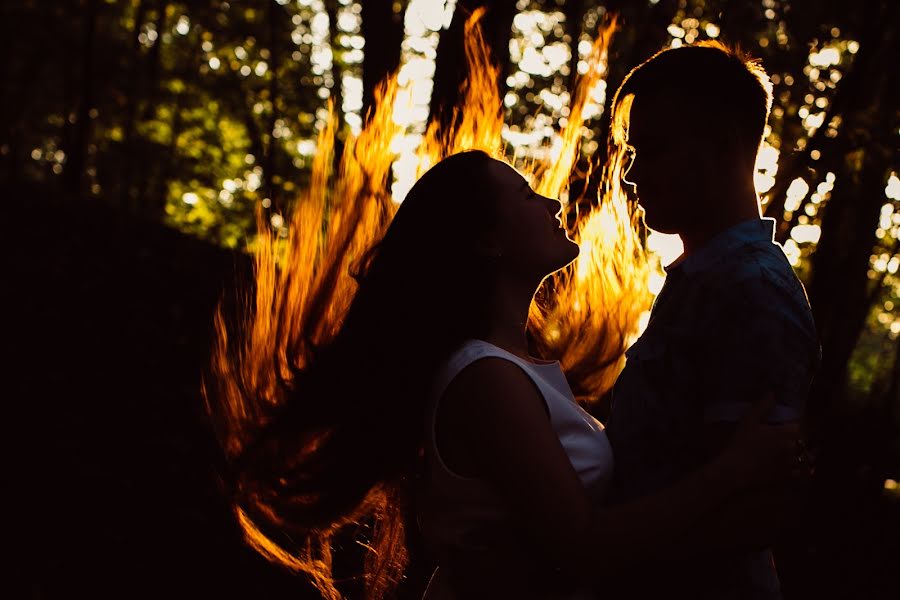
[214,42,819,599]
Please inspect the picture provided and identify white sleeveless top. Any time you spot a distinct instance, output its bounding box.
[417,339,614,599]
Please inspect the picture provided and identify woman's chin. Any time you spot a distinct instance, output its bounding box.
[554,239,580,269]
[533,236,580,276]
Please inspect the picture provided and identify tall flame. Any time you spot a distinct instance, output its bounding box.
[525,16,651,402]
[205,6,651,592]
[207,76,403,459]
[416,7,506,170]
[531,89,652,401]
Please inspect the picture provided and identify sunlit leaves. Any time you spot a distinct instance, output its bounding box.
[389,0,457,201]
[504,2,574,164]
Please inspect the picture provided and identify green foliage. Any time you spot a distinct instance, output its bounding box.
[848,293,898,404]
[1,0,336,247]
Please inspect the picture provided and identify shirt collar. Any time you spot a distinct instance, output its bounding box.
[664,217,776,276]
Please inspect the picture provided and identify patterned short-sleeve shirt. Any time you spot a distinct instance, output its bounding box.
[605,217,820,598]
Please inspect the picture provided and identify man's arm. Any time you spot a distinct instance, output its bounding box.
[688,267,818,553]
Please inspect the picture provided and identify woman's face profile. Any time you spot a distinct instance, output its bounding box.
[484,160,580,278]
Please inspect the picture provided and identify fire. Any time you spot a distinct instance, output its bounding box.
[416,8,505,167]
[204,6,652,590]
[534,17,615,198]
[525,18,652,402]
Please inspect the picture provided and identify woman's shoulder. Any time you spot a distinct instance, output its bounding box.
[438,340,508,379]
[447,338,505,361]
[447,338,556,367]
[430,340,527,409]
[439,342,547,417]
[432,346,550,478]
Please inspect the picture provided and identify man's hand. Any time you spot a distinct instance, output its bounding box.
[695,393,813,552]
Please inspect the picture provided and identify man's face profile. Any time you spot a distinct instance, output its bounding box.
[623,92,712,235]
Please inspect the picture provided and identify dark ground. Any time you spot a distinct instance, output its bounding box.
[10,190,899,599]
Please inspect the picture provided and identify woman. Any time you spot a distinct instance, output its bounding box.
[212,150,801,599]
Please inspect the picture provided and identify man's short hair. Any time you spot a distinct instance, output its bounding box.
[613,41,774,165]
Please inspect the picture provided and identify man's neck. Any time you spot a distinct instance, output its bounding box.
[679,190,760,256]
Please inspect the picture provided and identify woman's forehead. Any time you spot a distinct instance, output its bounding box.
[489,159,528,185]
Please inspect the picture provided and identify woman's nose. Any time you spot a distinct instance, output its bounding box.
[544,196,562,218]
[543,195,561,211]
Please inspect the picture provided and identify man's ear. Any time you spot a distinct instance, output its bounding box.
[720,124,757,173]
[704,124,750,180]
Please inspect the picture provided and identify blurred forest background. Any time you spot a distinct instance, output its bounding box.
[6,0,898,598]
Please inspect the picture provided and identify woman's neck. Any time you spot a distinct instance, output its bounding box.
[482,277,539,361]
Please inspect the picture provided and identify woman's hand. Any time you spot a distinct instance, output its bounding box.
[714,392,812,494]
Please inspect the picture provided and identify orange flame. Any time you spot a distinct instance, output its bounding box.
[524,16,651,401]
[415,7,505,172]
[534,16,616,199]
[207,77,403,459]
[531,89,651,401]
[206,76,405,599]
[205,7,651,593]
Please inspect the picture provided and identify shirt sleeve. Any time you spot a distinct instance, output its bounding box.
[699,261,819,424]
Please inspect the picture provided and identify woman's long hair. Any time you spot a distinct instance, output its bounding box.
[206,150,502,598]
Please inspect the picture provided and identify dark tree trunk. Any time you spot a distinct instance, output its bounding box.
[428,0,516,134]
[360,0,404,123]
[325,0,345,134]
[559,0,590,214]
[119,0,147,212]
[888,340,900,420]
[59,5,78,189]
[142,1,166,111]
[809,147,892,418]
[563,0,587,98]
[762,3,882,240]
[146,90,184,220]
[134,2,167,215]
[806,1,898,428]
[264,0,283,213]
[241,95,267,188]
[0,3,56,192]
[62,0,99,199]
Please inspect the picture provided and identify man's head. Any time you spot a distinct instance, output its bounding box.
[613,42,773,235]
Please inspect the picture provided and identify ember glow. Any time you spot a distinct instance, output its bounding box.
[205,8,652,587]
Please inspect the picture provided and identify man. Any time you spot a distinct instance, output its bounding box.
[604,42,820,598]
